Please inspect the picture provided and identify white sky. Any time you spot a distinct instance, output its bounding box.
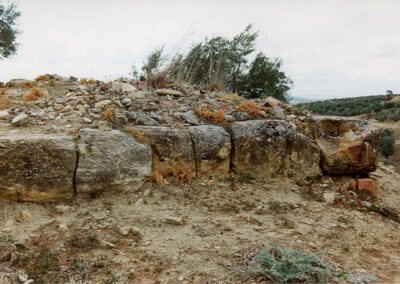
[1,0,400,99]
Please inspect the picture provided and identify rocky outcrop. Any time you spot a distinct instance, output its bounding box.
[0,134,76,202]
[228,120,321,178]
[127,126,196,177]
[308,117,378,175]
[189,125,231,176]
[76,129,152,195]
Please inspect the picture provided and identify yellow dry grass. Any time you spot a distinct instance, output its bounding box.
[148,171,169,187]
[35,74,50,81]
[102,109,116,122]
[171,166,195,184]
[217,93,245,101]
[0,96,11,109]
[197,106,226,123]
[0,88,8,95]
[22,87,47,102]
[80,78,98,85]
[236,101,263,117]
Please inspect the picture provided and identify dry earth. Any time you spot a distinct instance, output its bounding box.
[0,167,399,283]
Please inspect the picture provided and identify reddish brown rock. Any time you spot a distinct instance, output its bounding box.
[308,117,378,175]
[357,178,378,197]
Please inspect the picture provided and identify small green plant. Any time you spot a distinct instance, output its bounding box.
[0,234,14,243]
[22,246,61,283]
[245,245,336,283]
[102,275,120,284]
[379,128,395,158]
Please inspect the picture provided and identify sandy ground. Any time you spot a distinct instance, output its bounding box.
[0,167,399,283]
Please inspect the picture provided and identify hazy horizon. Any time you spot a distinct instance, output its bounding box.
[1,0,400,100]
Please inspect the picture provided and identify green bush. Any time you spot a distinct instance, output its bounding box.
[379,128,395,158]
[247,245,336,283]
[135,25,293,102]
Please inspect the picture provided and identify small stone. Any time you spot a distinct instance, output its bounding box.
[54,104,64,111]
[62,105,73,112]
[99,239,115,248]
[1,227,12,233]
[11,113,29,126]
[121,97,132,105]
[55,205,70,212]
[83,117,92,124]
[92,211,107,220]
[0,110,10,120]
[23,280,34,284]
[94,99,112,108]
[59,223,68,231]
[155,89,183,97]
[17,274,28,283]
[323,192,336,204]
[165,216,183,225]
[265,96,281,108]
[21,210,32,219]
[48,113,55,120]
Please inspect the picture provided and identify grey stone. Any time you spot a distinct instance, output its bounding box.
[76,129,152,194]
[11,113,29,126]
[126,111,159,126]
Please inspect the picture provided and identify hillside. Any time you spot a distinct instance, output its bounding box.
[0,75,400,283]
[297,94,400,121]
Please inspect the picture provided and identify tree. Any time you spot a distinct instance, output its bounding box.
[0,1,20,60]
[237,53,293,101]
[379,128,395,158]
[135,25,293,101]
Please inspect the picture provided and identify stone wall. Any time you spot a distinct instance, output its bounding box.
[0,117,379,202]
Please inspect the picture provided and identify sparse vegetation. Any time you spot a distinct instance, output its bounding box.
[80,78,98,85]
[197,105,226,123]
[241,245,336,283]
[102,108,116,122]
[149,171,169,187]
[297,94,400,121]
[236,101,263,117]
[0,96,11,109]
[134,25,293,101]
[22,87,47,102]
[379,128,395,158]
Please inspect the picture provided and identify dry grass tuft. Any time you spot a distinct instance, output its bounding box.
[148,72,169,89]
[102,108,116,122]
[21,82,36,88]
[22,87,47,102]
[217,93,245,101]
[236,101,264,117]
[80,78,98,85]
[0,96,11,109]
[0,88,8,95]
[172,166,195,184]
[35,74,50,81]
[125,127,145,143]
[197,106,226,123]
[148,171,169,187]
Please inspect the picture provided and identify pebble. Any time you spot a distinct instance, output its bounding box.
[11,113,29,126]
[0,110,10,120]
[165,216,183,225]
[21,210,32,219]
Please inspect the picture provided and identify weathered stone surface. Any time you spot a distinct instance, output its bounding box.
[0,110,10,120]
[0,133,76,201]
[129,126,195,177]
[126,111,159,126]
[264,96,281,108]
[308,117,378,174]
[11,113,29,126]
[155,89,183,97]
[76,129,152,194]
[228,120,321,178]
[189,125,231,176]
[357,178,378,197]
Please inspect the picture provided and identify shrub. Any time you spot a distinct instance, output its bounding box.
[247,245,335,283]
[22,87,47,102]
[35,74,50,81]
[379,128,395,158]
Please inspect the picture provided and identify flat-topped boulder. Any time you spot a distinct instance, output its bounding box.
[0,133,76,202]
[307,116,378,174]
[76,129,152,195]
[228,120,321,178]
[123,126,196,177]
[189,125,231,176]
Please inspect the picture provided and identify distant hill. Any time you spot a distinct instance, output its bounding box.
[289,96,314,104]
[296,94,400,121]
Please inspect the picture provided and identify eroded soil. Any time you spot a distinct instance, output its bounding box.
[0,166,399,284]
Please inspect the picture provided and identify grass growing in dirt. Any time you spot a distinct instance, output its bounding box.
[240,245,337,283]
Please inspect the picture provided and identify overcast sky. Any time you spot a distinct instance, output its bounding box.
[1,0,400,99]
